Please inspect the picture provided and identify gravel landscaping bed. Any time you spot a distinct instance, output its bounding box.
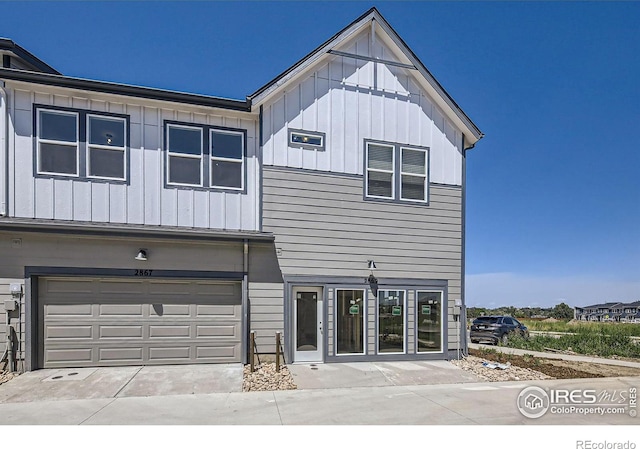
[451,355,552,382]
[243,363,297,392]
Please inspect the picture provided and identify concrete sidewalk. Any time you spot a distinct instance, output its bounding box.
[468,343,640,369]
[0,375,637,425]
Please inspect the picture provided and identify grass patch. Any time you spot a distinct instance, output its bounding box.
[520,319,640,337]
[505,327,640,359]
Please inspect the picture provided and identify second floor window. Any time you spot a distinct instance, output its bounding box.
[165,122,245,190]
[36,107,128,181]
[365,141,429,204]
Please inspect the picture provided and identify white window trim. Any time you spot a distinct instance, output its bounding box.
[166,124,204,187]
[36,109,80,177]
[365,142,395,200]
[210,129,244,191]
[289,130,324,149]
[415,290,444,354]
[399,146,428,203]
[334,288,367,356]
[86,114,127,181]
[376,289,407,355]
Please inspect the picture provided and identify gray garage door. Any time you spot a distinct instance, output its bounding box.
[39,277,242,368]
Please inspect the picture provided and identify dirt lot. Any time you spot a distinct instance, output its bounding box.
[470,348,640,379]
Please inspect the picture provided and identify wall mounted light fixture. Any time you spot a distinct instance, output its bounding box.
[135,249,148,261]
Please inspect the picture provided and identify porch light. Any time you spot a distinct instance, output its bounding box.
[135,249,148,261]
[367,260,377,272]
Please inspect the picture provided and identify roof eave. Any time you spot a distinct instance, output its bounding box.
[0,68,250,112]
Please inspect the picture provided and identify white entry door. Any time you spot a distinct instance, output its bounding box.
[293,286,323,363]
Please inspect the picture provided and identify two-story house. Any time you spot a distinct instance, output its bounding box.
[0,8,482,372]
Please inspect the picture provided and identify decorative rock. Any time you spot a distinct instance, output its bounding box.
[243,363,297,392]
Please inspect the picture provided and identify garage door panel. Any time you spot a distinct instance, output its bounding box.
[45,304,93,316]
[196,345,239,359]
[99,325,144,338]
[99,304,144,316]
[151,304,190,316]
[40,277,243,368]
[46,325,93,339]
[98,280,145,294]
[148,347,191,360]
[42,278,94,294]
[196,325,238,338]
[46,348,93,363]
[197,305,239,316]
[99,347,144,362]
[149,325,191,338]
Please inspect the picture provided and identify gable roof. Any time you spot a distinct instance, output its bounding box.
[0,38,60,75]
[249,7,483,149]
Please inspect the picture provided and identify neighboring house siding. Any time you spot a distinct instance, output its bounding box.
[4,82,259,231]
[262,166,463,349]
[261,28,464,186]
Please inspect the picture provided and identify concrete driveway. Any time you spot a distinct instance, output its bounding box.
[0,359,482,403]
[0,364,243,403]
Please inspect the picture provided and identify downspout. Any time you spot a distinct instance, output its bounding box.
[461,136,468,357]
[243,239,249,365]
[0,80,8,216]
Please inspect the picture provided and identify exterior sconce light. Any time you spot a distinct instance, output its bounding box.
[366,260,378,295]
[135,249,148,261]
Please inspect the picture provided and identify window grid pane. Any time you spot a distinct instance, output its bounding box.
[89,116,126,147]
[39,110,77,142]
[168,126,202,156]
[211,159,242,189]
[367,144,394,171]
[168,155,202,186]
[336,290,365,355]
[401,148,426,175]
[401,174,426,201]
[367,171,393,198]
[39,143,78,175]
[416,291,442,353]
[89,148,125,179]
[211,131,243,159]
[377,290,405,354]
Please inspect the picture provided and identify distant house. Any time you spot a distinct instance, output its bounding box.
[575,301,640,323]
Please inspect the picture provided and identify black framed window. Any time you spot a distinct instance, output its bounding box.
[165,121,246,191]
[35,106,129,182]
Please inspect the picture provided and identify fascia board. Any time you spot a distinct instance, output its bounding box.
[248,11,376,107]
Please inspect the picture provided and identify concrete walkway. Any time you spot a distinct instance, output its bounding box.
[469,343,640,369]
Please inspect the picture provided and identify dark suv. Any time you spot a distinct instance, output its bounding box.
[470,316,529,345]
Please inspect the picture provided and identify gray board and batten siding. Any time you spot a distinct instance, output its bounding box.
[262,166,463,351]
[2,82,260,231]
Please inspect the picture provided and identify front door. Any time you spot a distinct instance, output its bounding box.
[293,286,323,363]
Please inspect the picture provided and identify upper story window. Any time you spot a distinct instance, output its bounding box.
[288,128,325,151]
[165,121,245,191]
[36,106,128,182]
[365,141,429,204]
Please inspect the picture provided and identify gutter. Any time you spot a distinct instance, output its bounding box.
[0,81,7,216]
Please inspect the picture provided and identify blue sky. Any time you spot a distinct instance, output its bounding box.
[3,1,638,308]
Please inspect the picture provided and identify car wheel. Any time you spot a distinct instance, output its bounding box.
[500,334,509,345]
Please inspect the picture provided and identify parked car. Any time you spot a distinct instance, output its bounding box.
[470,316,529,345]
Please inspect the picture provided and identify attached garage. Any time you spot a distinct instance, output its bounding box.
[38,276,243,368]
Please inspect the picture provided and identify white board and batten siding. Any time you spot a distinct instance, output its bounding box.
[5,82,260,232]
[261,27,464,185]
